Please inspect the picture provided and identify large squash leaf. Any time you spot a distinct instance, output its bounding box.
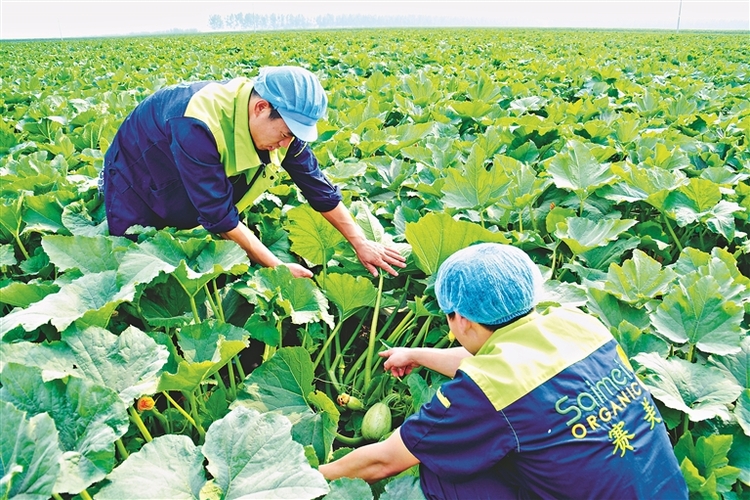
[203,406,329,499]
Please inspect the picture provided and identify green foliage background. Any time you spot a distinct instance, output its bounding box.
[1,28,749,499]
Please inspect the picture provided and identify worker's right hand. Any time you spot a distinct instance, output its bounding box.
[379,348,420,378]
[282,262,314,279]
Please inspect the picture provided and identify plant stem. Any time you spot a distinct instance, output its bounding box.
[686,343,696,364]
[212,279,225,322]
[115,438,129,460]
[150,407,171,434]
[79,490,94,500]
[262,343,276,363]
[326,365,343,394]
[14,233,30,260]
[227,357,237,399]
[681,413,690,437]
[189,295,201,323]
[187,392,206,437]
[384,309,415,345]
[409,316,433,348]
[52,494,64,500]
[363,273,384,391]
[162,391,206,440]
[128,406,153,442]
[204,283,222,320]
[234,356,246,380]
[662,214,684,253]
[335,432,365,447]
[333,314,369,385]
[313,320,343,370]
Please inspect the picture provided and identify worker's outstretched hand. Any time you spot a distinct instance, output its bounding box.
[282,262,314,279]
[355,240,407,277]
[379,348,420,378]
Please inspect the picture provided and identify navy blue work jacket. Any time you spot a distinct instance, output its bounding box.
[102,78,341,236]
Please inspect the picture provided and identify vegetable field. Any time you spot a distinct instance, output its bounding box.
[1,28,749,499]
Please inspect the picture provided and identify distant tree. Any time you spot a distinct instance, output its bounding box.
[208,15,224,30]
[243,13,256,30]
[227,12,244,30]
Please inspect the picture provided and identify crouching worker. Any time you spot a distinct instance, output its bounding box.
[319,243,687,499]
[100,66,405,278]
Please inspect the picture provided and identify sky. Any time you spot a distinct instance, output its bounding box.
[0,0,748,40]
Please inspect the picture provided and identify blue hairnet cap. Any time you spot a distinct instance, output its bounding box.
[435,243,542,326]
[253,66,327,142]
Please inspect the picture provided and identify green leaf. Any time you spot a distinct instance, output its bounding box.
[61,200,108,237]
[234,347,339,464]
[494,155,552,213]
[348,200,387,243]
[203,406,329,500]
[380,475,426,500]
[116,232,247,295]
[663,178,743,240]
[172,246,248,299]
[242,312,281,346]
[546,139,617,201]
[0,401,63,500]
[158,321,249,393]
[319,273,377,319]
[0,363,129,494]
[651,275,744,356]
[287,204,345,266]
[708,336,750,389]
[0,244,17,267]
[405,373,436,411]
[41,235,127,274]
[601,161,688,206]
[734,389,750,437]
[675,431,741,494]
[611,320,670,361]
[679,458,718,500]
[673,247,750,304]
[584,287,651,330]
[509,94,546,113]
[324,477,373,500]
[604,249,677,304]
[633,353,743,423]
[383,122,435,155]
[137,274,195,328]
[404,212,509,275]
[728,427,750,484]
[0,340,77,381]
[441,143,510,210]
[554,217,637,255]
[96,435,207,500]
[60,325,169,404]
[579,236,640,272]
[243,265,334,327]
[0,280,59,308]
[22,191,74,235]
[0,270,135,337]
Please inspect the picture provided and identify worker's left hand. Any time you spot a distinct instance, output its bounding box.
[282,262,314,279]
[355,240,407,277]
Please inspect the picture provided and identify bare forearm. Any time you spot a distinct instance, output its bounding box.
[320,202,406,277]
[320,202,366,248]
[319,429,419,484]
[410,347,472,378]
[220,222,282,267]
[319,443,393,483]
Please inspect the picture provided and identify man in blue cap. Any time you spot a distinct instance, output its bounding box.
[101,66,405,278]
[320,243,687,499]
